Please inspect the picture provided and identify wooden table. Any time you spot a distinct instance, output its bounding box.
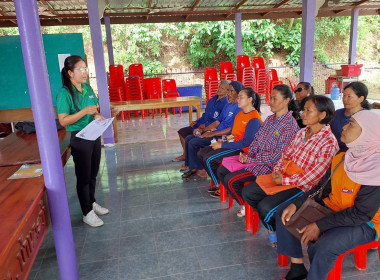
[0,130,71,280]
[110,96,205,143]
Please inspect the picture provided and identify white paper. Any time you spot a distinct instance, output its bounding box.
[76,118,114,141]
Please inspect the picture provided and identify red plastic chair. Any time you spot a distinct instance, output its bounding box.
[257,68,269,102]
[251,56,265,78]
[225,73,237,82]
[162,79,182,118]
[237,55,250,70]
[144,77,163,118]
[220,61,234,80]
[109,65,125,88]
[288,78,297,92]
[125,76,145,119]
[108,86,126,121]
[241,67,256,90]
[204,68,220,102]
[327,240,380,280]
[128,63,144,79]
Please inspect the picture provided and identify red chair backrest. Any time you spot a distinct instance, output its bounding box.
[108,87,125,102]
[109,65,124,88]
[268,69,279,82]
[204,68,218,82]
[237,55,250,69]
[144,77,162,99]
[125,76,143,101]
[128,64,144,79]
[162,79,179,98]
[251,57,265,78]
[220,61,234,75]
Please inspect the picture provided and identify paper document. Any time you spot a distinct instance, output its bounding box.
[76,118,114,141]
[8,164,43,179]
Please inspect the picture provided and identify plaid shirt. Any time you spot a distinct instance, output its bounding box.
[273,125,339,192]
[245,112,299,176]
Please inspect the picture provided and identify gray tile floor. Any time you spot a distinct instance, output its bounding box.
[28,112,380,280]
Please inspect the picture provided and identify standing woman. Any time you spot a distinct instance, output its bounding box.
[330,81,370,152]
[57,55,109,227]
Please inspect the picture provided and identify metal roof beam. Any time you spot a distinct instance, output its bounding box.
[145,0,152,20]
[186,0,201,19]
[0,9,17,25]
[334,0,370,15]
[262,0,291,17]
[226,0,248,18]
[39,0,63,22]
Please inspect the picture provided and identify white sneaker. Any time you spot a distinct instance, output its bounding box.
[83,210,104,227]
[237,206,245,218]
[92,202,109,216]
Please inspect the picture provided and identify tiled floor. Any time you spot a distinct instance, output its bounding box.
[28,112,380,280]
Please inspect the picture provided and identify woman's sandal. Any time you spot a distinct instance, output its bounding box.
[185,174,207,182]
[182,170,196,179]
[268,232,277,250]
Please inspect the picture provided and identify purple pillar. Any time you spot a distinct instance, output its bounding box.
[235,13,242,57]
[14,1,78,279]
[87,0,114,145]
[105,16,115,66]
[299,0,316,84]
[349,8,359,64]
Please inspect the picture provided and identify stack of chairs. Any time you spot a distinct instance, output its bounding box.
[162,79,182,118]
[125,76,144,119]
[220,61,236,81]
[236,55,251,83]
[204,67,220,102]
[108,65,126,121]
[143,77,163,119]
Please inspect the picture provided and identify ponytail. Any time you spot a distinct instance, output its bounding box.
[243,87,261,113]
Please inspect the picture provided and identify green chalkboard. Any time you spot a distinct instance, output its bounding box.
[0,33,85,109]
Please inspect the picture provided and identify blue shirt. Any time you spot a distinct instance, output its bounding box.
[195,95,229,128]
[215,102,242,131]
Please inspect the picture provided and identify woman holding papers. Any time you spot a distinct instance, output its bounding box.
[57,55,109,227]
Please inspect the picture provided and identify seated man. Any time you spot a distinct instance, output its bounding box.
[181,81,244,181]
[276,110,380,280]
[172,81,229,162]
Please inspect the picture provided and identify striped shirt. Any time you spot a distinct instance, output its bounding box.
[245,111,299,176]
[273,125,339,192]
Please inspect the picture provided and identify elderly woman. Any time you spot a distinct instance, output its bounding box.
[276,109,380,280]
[330,81,370,152]
[294,82,314,128]
[242,95,339,247]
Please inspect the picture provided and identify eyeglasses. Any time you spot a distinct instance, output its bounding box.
[294,88,305,93]
[75,67,89,73]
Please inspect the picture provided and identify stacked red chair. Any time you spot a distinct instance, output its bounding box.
[204,68,219,102]
[256,68,270,102]
[251,56,265,79]
[125,76,145,119]
[219,61,234,80]
[241,67,256,90]
[128,63,145,97]
[144,77,163,119]
[108,65,126,121]
[162,79,182,118]
[268,69,282,103]
[225,73,237,81]
[236,55,250,83]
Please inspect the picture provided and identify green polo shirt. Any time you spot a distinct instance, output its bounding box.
[56,83,99,131]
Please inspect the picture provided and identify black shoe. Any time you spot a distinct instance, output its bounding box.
[283,263,308,280]
[207,187,219,193]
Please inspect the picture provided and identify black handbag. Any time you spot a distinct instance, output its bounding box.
[284,157,344,240]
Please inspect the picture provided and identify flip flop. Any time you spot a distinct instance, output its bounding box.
[268,232,277,250]
[172,156,185,162]
[182,170,196,179]
[185,174,207,182]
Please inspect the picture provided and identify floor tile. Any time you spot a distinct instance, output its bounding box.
[203,265,248,280]
[195,243,240,270]
[78,259,118,280]
[158,248,201,276]
[152,214,186,232]
[119,253,160,280]
[120,218,154,237]
[80,239,119,263]
[119,234,156,258]
[155,229,193,252]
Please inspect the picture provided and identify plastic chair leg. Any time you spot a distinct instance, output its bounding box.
[172,107,175,115]
[165,108,168,118]
[179,107,182,117]
[210,181,215,187]
[228,195,233,209]
[245,202,253,231]
[220,183,227,202]
[327,255,344,280]
[354,249,368,270]
[127,111,131,120]
[278,254,289,267]
[252,211,260,235]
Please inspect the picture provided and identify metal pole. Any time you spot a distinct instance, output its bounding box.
[348,8,359,64]
[87,0,114,145]
[235,13,242,57]
[299,0,316,83]
[14,0,78,279]
[104,16,115,66]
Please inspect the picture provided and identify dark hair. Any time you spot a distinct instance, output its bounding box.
[344,81,370,110]
[273,84,300,119]
[61,55,85,112]
[230,81,245,95]
[303,95,335,124]
[298,82,315,96]
[241,87,261,113]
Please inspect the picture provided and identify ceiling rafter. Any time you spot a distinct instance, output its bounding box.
[0,9,16,25]
[334,0,370,15]
[39,0,63,22]
[185,0,201,20]
[226,0,248,18]
[262,0,291,17]
[145,0,152,20]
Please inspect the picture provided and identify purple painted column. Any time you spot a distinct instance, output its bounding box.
[349,8,359,64]
[105,16,115,66]
[87,0,114,145]
[299,0,316,84]
[235,13,242,57]
[14,0,78,279]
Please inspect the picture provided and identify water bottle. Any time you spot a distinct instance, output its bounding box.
[330,84,340,100]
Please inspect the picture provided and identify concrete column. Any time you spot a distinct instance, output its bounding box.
[235,12,242,57]
[87,0,114,145]
[14,0,78,279]
[349,8,359,64]
[299,0,316,83]
[104,16,115,66]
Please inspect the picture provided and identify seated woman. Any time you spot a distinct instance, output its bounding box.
[330,81,370,152]
[242,95,338,247]
[181,81,244,181]
[217,84,299,212]
[197,87,262,194]
[276,110,380,280]
[294,82,314,128]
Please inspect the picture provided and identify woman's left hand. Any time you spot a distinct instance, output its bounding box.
[299,222,321,246]
[210,142,222,150]
[272,171,283,185]
[94,113,106,121]
[200,132,214,138]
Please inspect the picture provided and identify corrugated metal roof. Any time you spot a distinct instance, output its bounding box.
[0,0,379,27]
